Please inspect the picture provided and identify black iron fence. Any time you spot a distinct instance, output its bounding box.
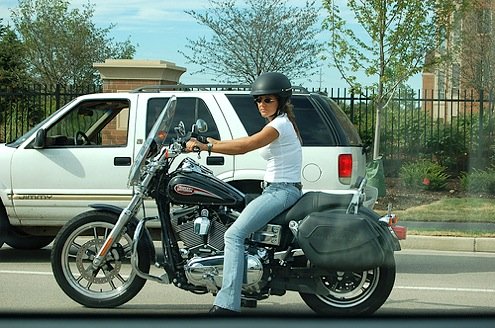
[327,88,495,176]
[1,84,494,177]
[0,84,101,144]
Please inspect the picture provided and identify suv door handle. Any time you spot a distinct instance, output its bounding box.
[206,156,224,166]
[114,157,132,166]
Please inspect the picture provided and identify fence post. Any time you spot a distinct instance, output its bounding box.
[55,84,61,110]
[349,90,355,123]
[478,89,484,163]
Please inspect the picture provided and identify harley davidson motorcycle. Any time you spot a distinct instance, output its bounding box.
[51,96,401,315]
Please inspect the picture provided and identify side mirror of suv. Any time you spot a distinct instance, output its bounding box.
[33,129,46,149]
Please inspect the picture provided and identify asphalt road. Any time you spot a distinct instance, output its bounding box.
[1,246,494,317]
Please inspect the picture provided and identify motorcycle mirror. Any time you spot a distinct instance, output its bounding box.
[195,119,208,133]
[175,121,186,137]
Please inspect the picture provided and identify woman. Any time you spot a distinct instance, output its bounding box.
[186,72,303,314]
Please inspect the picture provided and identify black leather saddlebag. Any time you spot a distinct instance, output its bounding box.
[296,210,386,271]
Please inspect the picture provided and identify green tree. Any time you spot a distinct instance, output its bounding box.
[10,0,136,87]
[0,18,26,86]
[180,0,323,83]
[322,0,467,159]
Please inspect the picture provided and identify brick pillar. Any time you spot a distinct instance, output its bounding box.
[422,72,435,111]
[93,59,186,92]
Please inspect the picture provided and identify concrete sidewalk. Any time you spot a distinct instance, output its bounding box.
[400,235,495,252]
[397,221,495,252]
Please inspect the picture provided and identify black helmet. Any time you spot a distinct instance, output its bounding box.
[250,72,292,99]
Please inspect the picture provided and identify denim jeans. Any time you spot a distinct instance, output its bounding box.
[213,183,302,311]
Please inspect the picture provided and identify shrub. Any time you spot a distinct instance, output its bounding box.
[399,160,450,191]
[460,167,495,195]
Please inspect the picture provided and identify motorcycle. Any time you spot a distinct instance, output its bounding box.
[50,96,401,315]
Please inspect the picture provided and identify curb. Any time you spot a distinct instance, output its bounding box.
[400,235,495,253]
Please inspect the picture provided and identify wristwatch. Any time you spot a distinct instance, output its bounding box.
[207,142,213,156]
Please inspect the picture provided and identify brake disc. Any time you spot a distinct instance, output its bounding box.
[75,239,122,284]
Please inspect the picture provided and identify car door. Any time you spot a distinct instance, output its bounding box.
[10,94,138,226]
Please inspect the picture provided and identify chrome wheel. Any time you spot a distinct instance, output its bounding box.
[61,222,134,297]
[51,211,151,307]
[315,268,380,308]
[300,252,396,315]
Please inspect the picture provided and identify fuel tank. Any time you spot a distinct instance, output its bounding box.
[167,170,245,207]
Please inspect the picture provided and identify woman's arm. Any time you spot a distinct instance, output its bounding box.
[187,125,279,155]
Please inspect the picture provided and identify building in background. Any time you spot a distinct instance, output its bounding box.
[422,0,494,121]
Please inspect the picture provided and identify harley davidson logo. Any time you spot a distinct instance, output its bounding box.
[174,184,195,195]
[173,184,222,199]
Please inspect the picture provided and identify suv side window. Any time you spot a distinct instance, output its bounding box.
[44,99,130,147]
[226,94,337,146]
[317,95,362,146]
[146,97,220,143]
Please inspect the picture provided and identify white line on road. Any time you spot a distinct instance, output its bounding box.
[396,286,495,293]
[2,270,495,294]
[0,270,52,276]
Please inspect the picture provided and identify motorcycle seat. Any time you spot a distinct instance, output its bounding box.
[270,191,353,226]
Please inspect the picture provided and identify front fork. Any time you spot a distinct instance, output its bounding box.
[91,154,161,269]
[92,191,144,268]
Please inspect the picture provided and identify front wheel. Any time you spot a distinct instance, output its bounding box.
[50,210,152,308]
[300,251,396,315]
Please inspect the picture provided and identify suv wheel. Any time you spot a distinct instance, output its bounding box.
[0,205,53,250]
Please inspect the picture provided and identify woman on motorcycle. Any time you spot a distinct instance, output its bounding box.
[186,72,303,314]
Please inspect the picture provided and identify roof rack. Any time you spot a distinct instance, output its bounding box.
[131,84,310,94]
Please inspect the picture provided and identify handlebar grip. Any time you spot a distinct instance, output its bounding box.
[196,135,208,144]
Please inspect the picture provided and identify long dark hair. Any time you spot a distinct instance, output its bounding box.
[273,98,302,144]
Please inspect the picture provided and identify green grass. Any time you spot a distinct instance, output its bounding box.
[391,197,495,222]
[375,197,495,237]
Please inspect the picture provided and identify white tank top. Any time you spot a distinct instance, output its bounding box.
[259,114,302,183]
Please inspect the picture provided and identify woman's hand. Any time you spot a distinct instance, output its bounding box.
[186,137,203,153]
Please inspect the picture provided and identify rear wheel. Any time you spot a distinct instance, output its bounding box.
[299,251,396,315]
[50,210,152,308]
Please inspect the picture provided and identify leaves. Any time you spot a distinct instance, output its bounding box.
[322,0,466,158]
[322,0,462,93]
[10,0,136,87]
[0,19,26,86]
[180,0,323,83]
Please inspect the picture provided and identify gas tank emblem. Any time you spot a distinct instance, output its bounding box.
[173,184,222,199]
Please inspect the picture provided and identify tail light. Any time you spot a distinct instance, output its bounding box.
[338,154,352,184]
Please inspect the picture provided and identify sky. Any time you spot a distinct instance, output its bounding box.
[0,0,422,90]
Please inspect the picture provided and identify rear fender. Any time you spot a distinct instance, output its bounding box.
[358,207,401,252]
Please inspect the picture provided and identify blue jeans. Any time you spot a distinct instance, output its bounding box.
[213,183,302,311]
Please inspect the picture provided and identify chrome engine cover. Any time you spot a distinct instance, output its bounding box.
[184,254,264,293]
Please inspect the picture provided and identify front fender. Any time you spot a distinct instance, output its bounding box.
[89,203,126,216]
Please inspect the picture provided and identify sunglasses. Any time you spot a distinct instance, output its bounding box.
[254,97,277,104]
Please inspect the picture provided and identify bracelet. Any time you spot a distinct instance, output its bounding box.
[207,142,213,156]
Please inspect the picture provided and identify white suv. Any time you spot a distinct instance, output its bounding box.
[0,85,371,249]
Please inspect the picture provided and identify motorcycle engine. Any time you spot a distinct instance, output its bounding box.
[170,205,230,255]
[171,206,267,293]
